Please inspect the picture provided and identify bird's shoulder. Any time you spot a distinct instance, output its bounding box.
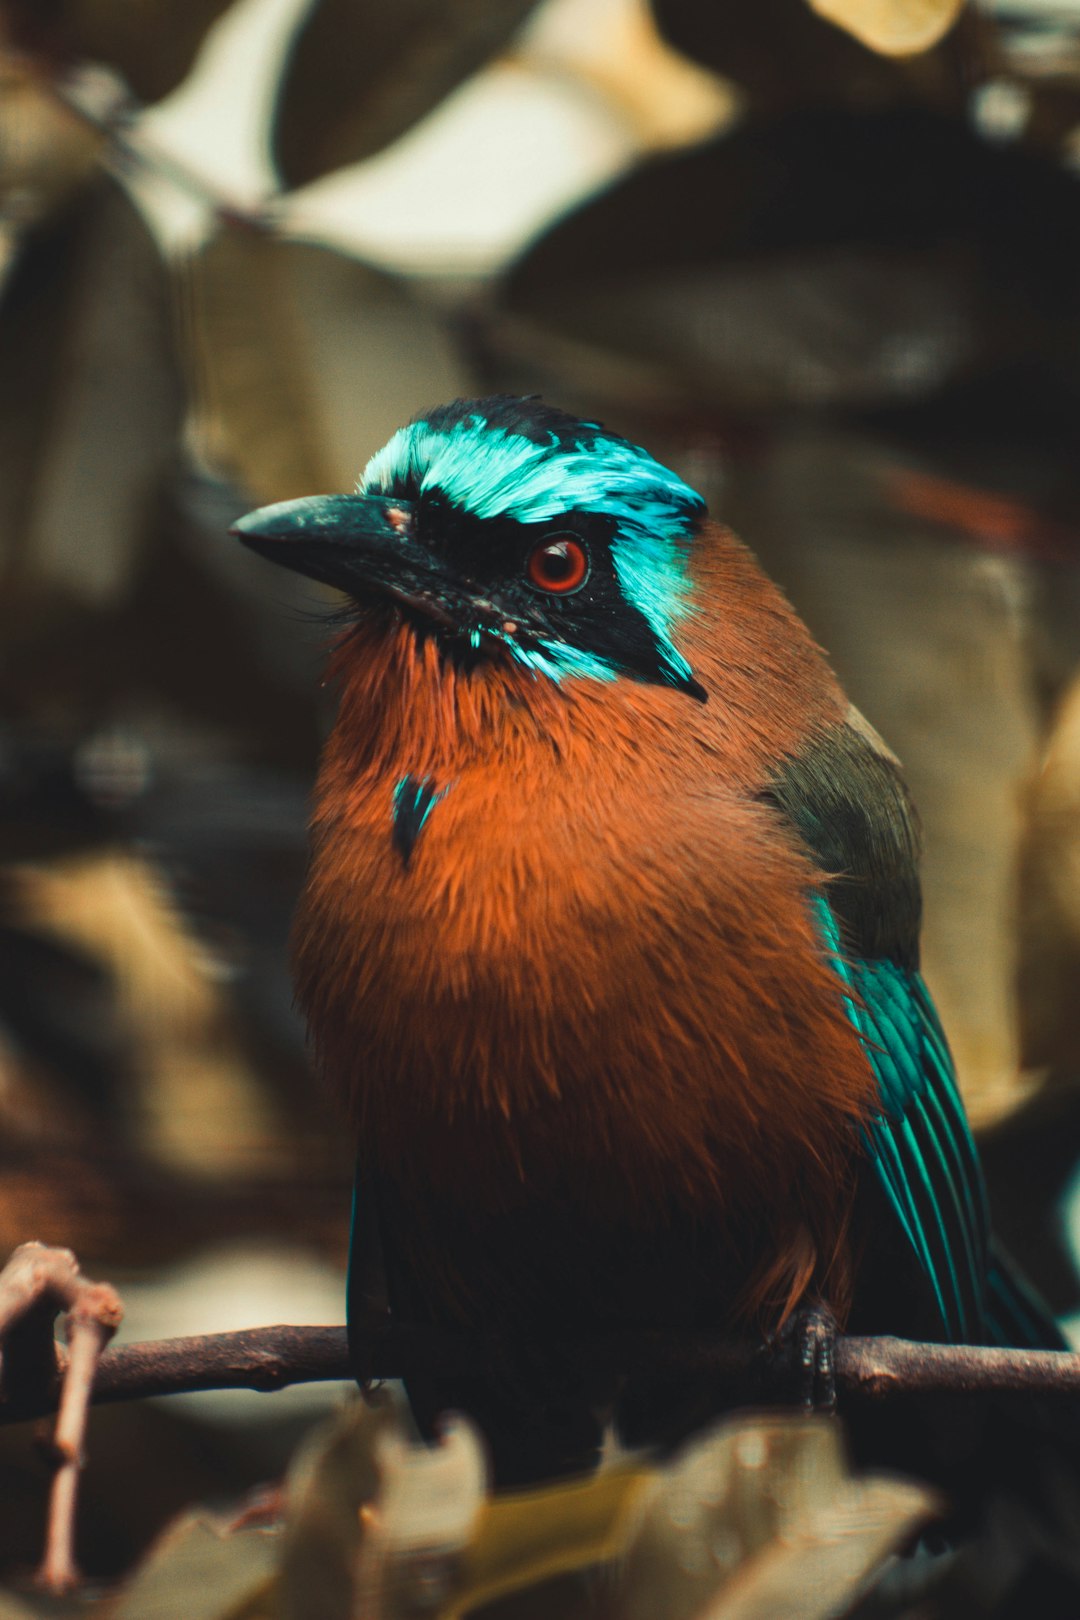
[761,704,922,968]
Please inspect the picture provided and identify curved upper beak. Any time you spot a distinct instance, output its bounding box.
[229,494,430,600]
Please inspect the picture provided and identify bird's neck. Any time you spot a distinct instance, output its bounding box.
[322,616,577,787]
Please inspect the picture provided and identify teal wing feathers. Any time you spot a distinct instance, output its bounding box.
[984,1241,1068,1350]
[769,718,1063,1350]
[815,893,992,1343]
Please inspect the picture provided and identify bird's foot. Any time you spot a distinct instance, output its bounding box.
[0,1242,123,1592]
[773,1301,838,1415]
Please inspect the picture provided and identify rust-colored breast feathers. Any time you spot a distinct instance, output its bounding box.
[294,522,878,1324]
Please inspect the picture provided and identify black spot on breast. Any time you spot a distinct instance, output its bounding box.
[392,775,446,867]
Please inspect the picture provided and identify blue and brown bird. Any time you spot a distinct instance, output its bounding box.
[231,395,1064,1487]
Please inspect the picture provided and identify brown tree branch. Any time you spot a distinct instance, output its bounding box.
[838,1335,1080,1398]
[38,62,274,230]
[3,1323,1080,1428]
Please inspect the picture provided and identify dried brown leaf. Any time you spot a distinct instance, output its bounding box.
[0,1595,98,1620]
[1,1,233,105]
[807,0,965,57]
[185,227,338,508]
[278,1391,402,1620]
[508,0,736,153]
[616,1415,936,1620]
[0,1593,79,1619]
[270,0,543,189]
[279,1395,648,1620]
[0,177,184,685]
[0,58,104,225]
[496,107,1080,424]
[108,1511,279,1620]
[1018,670,1080,1078]
[187,227,468,505]
[446,1463,650,1619]
[652,0,970,110]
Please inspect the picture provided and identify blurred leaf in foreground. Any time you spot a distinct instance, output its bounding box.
[0,1591,93,1618]
[618,1416,935,1620]
[278,1389,402,1620]
[0,1403,936,1617]
[109,1511,278,1620]
[279,1400,934,1618]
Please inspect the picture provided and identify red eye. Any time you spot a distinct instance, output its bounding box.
[526,535,589,594]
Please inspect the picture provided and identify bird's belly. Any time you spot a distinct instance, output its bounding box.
[375,1154,755,1339]
[300,774,871,1331]
[301,814,798,1217]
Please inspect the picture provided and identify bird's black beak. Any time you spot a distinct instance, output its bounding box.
[230,494,452,617]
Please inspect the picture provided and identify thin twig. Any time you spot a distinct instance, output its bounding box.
[0,1245,122,1592]
[3,1323,1080,1428]
[39,1296,121,1591]
[837,1334,1080,1398]
[27,60,275,229]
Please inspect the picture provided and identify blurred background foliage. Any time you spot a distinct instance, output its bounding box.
[3,0,1080,1604]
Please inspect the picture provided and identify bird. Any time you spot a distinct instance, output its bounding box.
[230,394,1065,1489]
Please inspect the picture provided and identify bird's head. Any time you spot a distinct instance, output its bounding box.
[231,396,707,700]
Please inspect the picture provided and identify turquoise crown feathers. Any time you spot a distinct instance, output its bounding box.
[359,398,706,691]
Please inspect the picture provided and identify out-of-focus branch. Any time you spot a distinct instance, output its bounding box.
[3,1324,1080,1426]
[37,62,273,228]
